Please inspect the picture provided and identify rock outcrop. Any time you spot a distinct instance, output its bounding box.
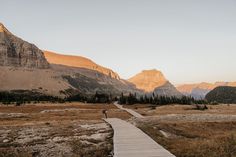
[0,23,49,68]
[44,51,120,79]
[128,69,182,97]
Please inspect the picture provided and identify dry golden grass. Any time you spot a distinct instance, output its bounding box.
[137,121,236,157]
[0,102,131,126]
[0,102,117,113]
[125,104,236,116]
[130,104,236,157]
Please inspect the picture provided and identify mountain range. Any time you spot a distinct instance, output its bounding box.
[0,23,181,98]
[2,22,235,101]
[177,82,236,99]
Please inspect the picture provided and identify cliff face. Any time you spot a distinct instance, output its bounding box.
[44,51,120,79]
[0,23,49,69]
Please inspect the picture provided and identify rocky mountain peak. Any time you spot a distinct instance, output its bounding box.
[128,69,167,92]
[142,69,161,73]
[141,69,166,80]
[0,23,6,32]
[0,23,12,34]
[0,23,49,69]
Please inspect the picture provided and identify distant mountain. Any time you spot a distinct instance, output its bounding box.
[0,23,138,98]
[128,69,166,92]
[177,82,236,99]
[205,86,236,104]
[128,69,182,97]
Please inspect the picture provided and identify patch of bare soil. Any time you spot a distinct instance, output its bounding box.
[0,102,131,157]
[0,121,113,157]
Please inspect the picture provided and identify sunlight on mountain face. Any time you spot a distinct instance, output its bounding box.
[44,51,120,80]
[128,69,167,92]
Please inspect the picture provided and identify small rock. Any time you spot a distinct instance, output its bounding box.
[3,139,9,143]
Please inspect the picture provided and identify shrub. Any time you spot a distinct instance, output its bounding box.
[195,104,208,110]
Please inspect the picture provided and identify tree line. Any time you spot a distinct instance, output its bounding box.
[0,90,207,106]
[0,91,114,105]
[118,92,207,105]
[66,92,113,103]
[0,91,65,105]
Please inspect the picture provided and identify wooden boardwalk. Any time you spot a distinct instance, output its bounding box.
[104,102,175,157]
[113,102,144,118]
[105,118,175,157]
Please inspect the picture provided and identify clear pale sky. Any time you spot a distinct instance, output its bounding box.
[1,0,236,84]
